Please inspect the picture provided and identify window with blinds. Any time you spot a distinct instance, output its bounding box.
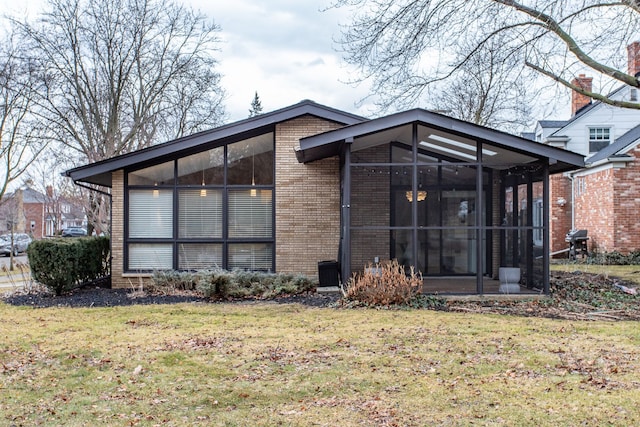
[229,243,273,271]
[228,189,272,238]
[129,243,173,270]
[129,189,173,238]
[178,189,223,238]
[178,243,223,270]
[126,132,275,272]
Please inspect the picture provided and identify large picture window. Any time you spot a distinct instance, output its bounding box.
[125,133,274,272]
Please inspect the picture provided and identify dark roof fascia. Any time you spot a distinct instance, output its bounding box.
[298,109,585,172]
[586,124,640,164]
[64,100,367,187]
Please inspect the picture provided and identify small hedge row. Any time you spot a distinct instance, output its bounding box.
[28,237,110,295]
[586,250,640,265]
[150,269,316,299]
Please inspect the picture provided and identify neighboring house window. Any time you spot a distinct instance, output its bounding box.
[126,133,275,272]
[589,127,610,152]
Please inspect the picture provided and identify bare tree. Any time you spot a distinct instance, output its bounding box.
[12,0,227,232]
[0,31,47,204]
[431,37,537,133]
[334,0,640,113]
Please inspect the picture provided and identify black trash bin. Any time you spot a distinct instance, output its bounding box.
[318,260,340,287]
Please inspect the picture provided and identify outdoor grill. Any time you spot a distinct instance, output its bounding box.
[565,229,588,259]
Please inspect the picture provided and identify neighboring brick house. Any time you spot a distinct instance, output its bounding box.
[0,186,86,238]
[65,100,582,294]
[531,42,640,255]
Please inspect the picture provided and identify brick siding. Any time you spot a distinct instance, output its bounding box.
[549,174,573,255]
[275,116,343,277]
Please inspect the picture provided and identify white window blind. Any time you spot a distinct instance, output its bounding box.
[129,190,173,238]
[178,243,223,270]
[128,243,173,270]
[178,189,222,238]
[228,189,272,238]
[228,243,273,271]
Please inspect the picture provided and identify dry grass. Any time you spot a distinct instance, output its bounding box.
[551,262,640,285]
[1,302,640,426]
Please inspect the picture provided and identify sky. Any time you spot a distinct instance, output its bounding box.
[198,0,377,121]
[0,0,376,122]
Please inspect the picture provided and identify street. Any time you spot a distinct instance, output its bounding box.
[0,253,28,269]
[0,254,30,290]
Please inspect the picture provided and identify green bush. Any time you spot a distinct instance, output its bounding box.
[150,268,316,299]
[27,237,110,296]
[587,250,640,265]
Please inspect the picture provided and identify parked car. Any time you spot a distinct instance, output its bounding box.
[61,227,88,237]
[0,233,32,257]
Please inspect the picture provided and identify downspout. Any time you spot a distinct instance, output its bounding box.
[564,172,575,230]
[72,180,112,198]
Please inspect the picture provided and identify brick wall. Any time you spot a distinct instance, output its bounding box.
[110,170,141,288]
[612,147,640,252]
[275,116,343,276]
[574,168,615,252]
[350,146,391,272]
[549,173,572,255]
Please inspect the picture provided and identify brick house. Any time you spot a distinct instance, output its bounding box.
[65,100,582,294]
[0,186,86,238]
[531,42,640,255]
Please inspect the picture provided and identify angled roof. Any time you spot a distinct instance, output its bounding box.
[297,109,584,174]
[549,85,627,138]
[538,120,568,128]
[64,100,367,187]
[586,124,640,164]
[520,132,535,141]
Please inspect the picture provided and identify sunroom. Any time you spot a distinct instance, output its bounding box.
[297,110,584,294]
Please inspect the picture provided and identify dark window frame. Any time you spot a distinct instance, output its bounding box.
[124,132,276,273]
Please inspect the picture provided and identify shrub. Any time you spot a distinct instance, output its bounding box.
[150,270,196,293]
[149,268,316,300]
[586,249,640,265]
[28,236,110,296]
[343,259,422,306]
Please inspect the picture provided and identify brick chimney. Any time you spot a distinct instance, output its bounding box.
[628,41,640,77]
[571,74,592,116]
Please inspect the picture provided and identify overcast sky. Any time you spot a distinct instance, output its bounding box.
[199,0,376,121]
[0,0,376,122]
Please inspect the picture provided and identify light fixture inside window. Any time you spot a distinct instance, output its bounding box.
[153,182,159,198]
[250,143,257,197]
[406,190,427,202]
[200,169,207,197]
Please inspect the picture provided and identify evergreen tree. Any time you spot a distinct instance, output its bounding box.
[249,91,263,117]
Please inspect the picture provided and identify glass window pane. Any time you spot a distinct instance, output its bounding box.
[128,161,174,186]
[229,243,272,271]
[178,189,223,238]
[227,134,274,185]
[128,244,173,270]
[177,147,224,185]
[228,189,272,238]
[129,189,173,238]
[178,243,223,270]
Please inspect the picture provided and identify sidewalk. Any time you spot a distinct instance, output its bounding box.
[0,270,31,291]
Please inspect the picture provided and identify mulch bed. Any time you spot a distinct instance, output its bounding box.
[3,271,639,320]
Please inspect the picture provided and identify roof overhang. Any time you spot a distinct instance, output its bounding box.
[64,100,366,187]
[297,109,585,174]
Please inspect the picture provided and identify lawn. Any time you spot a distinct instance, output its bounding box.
[2,302,640,426]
